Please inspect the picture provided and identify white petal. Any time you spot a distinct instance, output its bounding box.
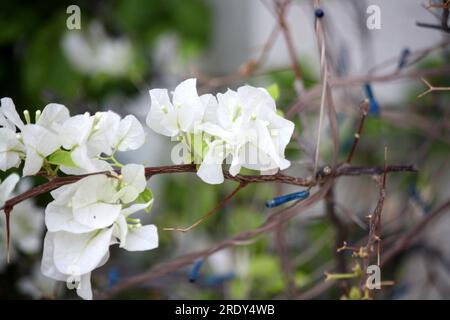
[22,124,61,156]
[113,214,128,248]
[53,228,113,275]
[76,273,93,300]
[37,103,70,131]
[0,173,20,207]
[22,147,44,176]
[88,111,121,155]
[70,145,111,173]
[120,201,153,216]
[0,97,24,130]
[45,201,94,233]
[73,202,122,229]
[41,232,67,281]
[50,183,77,202]
[72,175,117,208]
[123,224,158,251]
[197,141,227,184]
[146,89,178,136]
[115,115,145,151]
[0,128,23,171]
[173,78,203,131]
[59,114,94,149]
[119,164,146,203]
[237,85,276,115]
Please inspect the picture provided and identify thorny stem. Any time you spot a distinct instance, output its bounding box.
[0,164,417,213]
[417,77,450,98]
[346,100,370,164]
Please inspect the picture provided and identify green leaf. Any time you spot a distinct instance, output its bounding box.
[266,83,280,101]
[47,150,78,168]
[135,187,154,213]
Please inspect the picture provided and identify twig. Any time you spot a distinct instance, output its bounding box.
[360,147,388,292]
[416,21,450,33]
[424,0,450,9]
[418,77,450,98]
[273,0,305,95]
[346,99,370,164]
[163,182,248,232]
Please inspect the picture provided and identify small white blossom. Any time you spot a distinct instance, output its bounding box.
[146,78,204,137]
[0,127,25,171]
[42,164,157,299]
[59,111,145,175]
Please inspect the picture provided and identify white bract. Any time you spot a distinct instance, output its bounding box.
[59,111,145,175]
[42,164,157,300]
[146,79,295,184]
[0,173,20,208]
[0,174,44,271]
[0,98,70,176]
[146,78,204,137]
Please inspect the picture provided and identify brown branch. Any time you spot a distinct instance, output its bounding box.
[273,0,305,94]
[360,148,388,292]
[417,77,450,98]
[0,164,417,213]
[287,65,450,118]
[416,21,450,32]
[346,100,369,164]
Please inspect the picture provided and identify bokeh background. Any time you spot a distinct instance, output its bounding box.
[1,0,450,299]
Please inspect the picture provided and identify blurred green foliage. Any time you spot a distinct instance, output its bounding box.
[0,0,210,109]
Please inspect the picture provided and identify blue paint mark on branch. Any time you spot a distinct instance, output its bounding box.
[266,190,310,208]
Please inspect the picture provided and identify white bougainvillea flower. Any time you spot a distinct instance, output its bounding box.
[58,111,145,175]
[36,103,70,134]
[196,139,229,184]
[114,115,146,152]
[115,164,147,203]
[86,111,121,156]
[0,99,71,176]
[0,127,25,172]
[21,124,61,176]
[0,97,24,131]
[196,85,294,184]
[114,219,158,251]
[41,231,111,300]
[45,174,121,232]
[42,168,157,299]
[146,78,204,137]
[71,175,122,229]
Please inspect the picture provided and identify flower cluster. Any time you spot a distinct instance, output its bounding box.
[146,79,295,184]
[1,98,156,299]
[0,97,145,176]
[0,78,296,300]
[42,164,157,300]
